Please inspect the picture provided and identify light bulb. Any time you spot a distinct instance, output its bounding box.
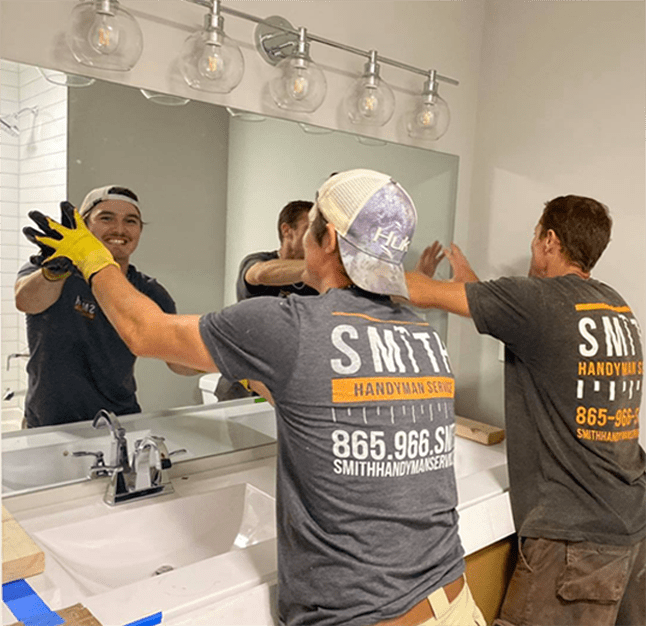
[88,11,120,54]
[357,86,380,119]
[290,71,310,101]
[197,43,226,81]
[406,81,450,141]
[270,56,326,112]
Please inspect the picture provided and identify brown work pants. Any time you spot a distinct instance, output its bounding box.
[493,536,646,626]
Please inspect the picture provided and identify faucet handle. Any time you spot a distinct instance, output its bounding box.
[72,450,122,478]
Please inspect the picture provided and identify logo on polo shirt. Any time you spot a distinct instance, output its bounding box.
[74,295,96,320]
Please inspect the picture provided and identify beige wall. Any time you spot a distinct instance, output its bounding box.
[459,0,645,449]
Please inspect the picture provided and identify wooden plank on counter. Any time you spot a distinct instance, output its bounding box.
[456,416,505,446]
[2,505,45,583]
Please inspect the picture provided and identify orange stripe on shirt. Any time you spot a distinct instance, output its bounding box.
[332,376,454,403]
[332,312,430,326]
[575,303,632,314]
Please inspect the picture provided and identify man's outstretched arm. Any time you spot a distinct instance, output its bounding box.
[405,271,472,317]
[91,266,218,373]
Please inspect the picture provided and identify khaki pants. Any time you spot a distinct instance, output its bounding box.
[418,582,487,626]
[494,536,646,626]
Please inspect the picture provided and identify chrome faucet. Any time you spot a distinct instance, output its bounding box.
[74,409,186,506]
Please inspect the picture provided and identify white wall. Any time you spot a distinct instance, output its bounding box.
[0,60,68,416]
[459,0,645,448]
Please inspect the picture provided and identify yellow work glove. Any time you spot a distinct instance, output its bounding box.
[23,206,119,283]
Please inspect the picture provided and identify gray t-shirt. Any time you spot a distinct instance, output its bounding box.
[466,275,646,544]
[18,262,176,427]
[199,288,464,626]
[236,250,318,301]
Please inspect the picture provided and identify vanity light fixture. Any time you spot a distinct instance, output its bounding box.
[63,1,459,137]
[66,0,144,71]
[405,70,450,141]
[343,50,395,127]
[179,0,244,94]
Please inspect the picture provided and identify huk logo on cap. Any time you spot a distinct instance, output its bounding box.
[372,227,411,253]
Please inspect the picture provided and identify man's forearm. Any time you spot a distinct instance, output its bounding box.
[14,270,66,314]
[405,272,472,317]
[245,259,305,286]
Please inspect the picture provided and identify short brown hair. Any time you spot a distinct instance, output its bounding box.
[539,195,612,273]
[277,200,313,243]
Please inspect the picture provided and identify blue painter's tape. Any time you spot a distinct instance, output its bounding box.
[123,612,163,626]
[2,579,64,626]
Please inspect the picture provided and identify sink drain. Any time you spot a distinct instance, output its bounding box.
[153,565,174,576]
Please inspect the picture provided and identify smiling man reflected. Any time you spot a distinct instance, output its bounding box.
[14,185,197,428]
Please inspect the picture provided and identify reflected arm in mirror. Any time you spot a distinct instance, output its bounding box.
[245,259,306,287]
[405,271,472,318]
[92,266,219,373]
[444,243,479,283]
[14,270,66,315]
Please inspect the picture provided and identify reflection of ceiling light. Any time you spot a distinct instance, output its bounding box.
[405,71,450,141]
[179,0,244,94]
[225,107,266,122]
[343,51,395,128]
[38,67,96,87]
[298,123,333,135]
[140,89,190,106]
[356,135,387,147]
[66,0,144,71]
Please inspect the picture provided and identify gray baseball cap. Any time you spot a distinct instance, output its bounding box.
[79,185,141,218]
[316,169,417,298]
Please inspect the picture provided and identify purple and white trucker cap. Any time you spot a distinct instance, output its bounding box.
[316,169,417,298]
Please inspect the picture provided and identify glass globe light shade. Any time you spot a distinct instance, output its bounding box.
[66,0,143,71]
[406,92,450,141]
[269,56,327,113]
[344,76,395,127]
[180,29,245,94]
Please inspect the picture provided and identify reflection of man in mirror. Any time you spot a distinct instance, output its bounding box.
[25,169,486,626]
[235,199,319,301]
[15,185,197,428]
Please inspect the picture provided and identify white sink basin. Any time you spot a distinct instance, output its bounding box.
[2,429,188,494]
[33,482,275,596]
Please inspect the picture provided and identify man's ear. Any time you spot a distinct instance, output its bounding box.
[280,222,291,241]
[323,222,338,254]
[544,229,562,254]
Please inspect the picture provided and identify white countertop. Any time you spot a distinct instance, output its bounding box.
[2,405,513,626]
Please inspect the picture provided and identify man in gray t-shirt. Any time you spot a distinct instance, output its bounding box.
[25,169,486,626]
[407,195,646,626]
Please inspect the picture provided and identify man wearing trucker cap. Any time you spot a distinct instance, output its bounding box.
[15,185,195,428]
[24,170,485,626]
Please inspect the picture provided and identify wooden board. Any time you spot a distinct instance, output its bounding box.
[2,505,45,583]
[456,415,505,446]
[7,604,104,626]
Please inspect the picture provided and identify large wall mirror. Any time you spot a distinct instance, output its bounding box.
[1,60,458,492]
